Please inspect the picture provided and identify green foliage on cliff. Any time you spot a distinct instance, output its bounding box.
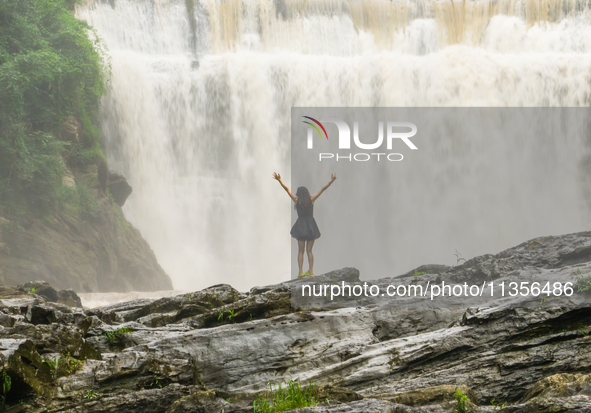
[253,380,325,413]
[0,0,109,214]
[58,182,99,220]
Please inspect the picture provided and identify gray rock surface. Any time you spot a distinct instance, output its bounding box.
[0,204,172,293]
[1,232,591,412]
[107,170,133,207]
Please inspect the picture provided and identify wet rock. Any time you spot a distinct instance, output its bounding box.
[383,385,477,406]
[0,286,31,300]
[6,340,54,401]
[122,284,246,324]
[107,170,133,207]
[58,289,83,308]
[0,283,83,310]
[504,396,591,413]
[292,398,421,412]
[26,304,59,325]
[0,207,173,293]
[520,373,591,401]
[61,385,193,413]
[167,389,232,413]
[0,313,16,327]
[21,281,58,303]
[316,385,364,403]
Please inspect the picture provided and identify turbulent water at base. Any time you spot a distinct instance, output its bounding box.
[76,0,591,292]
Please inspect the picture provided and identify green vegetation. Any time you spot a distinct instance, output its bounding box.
[39,352,84,389]
[113,205,131,231]
[412,270,427,277]
[454,389,471,413]
[84,389,98,400]
[227,309,236,321]
[454,250,466,266]
[0,0,109,215]
[0,370,11,410]
[58,182,99,220]
[149,374,163,389]
[43,357,60,383]
[571,269,591,292]
[491,398,508,410]
[62,356,83,375]
[218,309,237,322]
[104,327,132,345]
[24,287,35,294]
[253,380,326,413]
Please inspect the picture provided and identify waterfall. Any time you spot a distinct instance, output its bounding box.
[76,0,591,291]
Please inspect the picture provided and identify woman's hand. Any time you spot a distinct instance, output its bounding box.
[330,173,337,182]
[273,172,296,200]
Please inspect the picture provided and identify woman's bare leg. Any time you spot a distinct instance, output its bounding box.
[297,240,305,276]
[306,240,315,275]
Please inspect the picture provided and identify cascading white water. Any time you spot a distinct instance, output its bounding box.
[76,0,591,292]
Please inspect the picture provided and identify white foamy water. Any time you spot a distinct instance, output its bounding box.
[76,0,591,292]
[79,290,187,309]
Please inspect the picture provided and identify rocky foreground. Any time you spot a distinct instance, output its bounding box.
[2,233,591,412]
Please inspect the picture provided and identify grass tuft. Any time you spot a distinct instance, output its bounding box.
[253,379,327,413]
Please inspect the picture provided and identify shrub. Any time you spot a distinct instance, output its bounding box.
[0,0,109,214]
[0,370,11,410]
[104,327,133,345]
[454,389,472,413]
[572,269,591,293]
[253,380,326,413]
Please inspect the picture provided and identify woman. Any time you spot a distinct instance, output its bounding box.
[273,172,337,277]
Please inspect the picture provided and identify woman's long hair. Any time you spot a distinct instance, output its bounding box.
[295,186,312,210]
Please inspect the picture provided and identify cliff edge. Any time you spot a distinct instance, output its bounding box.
[0,116,172,293]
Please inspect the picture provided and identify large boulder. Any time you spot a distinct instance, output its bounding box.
[107,170,133,207]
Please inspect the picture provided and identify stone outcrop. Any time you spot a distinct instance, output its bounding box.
[107,170,133,207]
[0,112,171,292]
[1,232,591,412]
[60,116,83,144]
[0,201,172,293]
[0,115,172,293]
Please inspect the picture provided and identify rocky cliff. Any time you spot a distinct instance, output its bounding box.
[0,116,172,293]
[1,232,591,412]
[0,200,172,293]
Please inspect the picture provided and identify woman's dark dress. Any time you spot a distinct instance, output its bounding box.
[291,201,321,241]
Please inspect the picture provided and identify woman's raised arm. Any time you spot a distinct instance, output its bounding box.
[311,173,337,202]
[273,172,297,201]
